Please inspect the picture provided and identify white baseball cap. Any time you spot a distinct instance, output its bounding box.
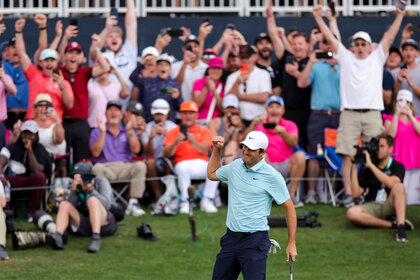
[240,131,269,150]
[151,98,170,115]
[352,31,372,44]
[222,94,239,109]
[21,120,39,134]
[39,48,58,61]
[396,89,413,103]
[157,53,176,65]
[141,46,159,60]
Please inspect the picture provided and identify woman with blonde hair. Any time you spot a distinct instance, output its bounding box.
[384,89,420,204]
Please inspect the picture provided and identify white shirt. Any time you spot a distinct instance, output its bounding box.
[38,124,67,156]
[225,67,271,121]
[171,60,208,101]
[336,43,387,110]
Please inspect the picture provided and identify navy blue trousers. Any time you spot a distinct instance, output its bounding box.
[212,228,271,280]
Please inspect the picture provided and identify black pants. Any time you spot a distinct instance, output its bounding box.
[63,118,91,164]
[284,108,310,150]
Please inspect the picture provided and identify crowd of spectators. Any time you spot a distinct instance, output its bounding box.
[1,0,420,258]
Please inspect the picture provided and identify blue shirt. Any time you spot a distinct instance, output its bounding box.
[129,64,183,123]
[3,60,29,109]
[309,60,340,110]
[216,158,290,232]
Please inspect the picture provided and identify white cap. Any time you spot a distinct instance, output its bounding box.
[157,53,176,65]
[21,120,39,134]
[222,94,239,109]
[396,89,413,103]
[151,98,170,115]
[352,31,372,44]
[141,46,159,60]
[240,131,269,150]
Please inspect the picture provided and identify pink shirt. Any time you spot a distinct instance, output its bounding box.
[87,80,121,128]
[192,78,224,120]
[383,114,420,169]
[256,118,298,163]
[0,75,13,121]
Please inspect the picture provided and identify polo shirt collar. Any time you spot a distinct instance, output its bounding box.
[242,157,266,172]
[106,124,126,134]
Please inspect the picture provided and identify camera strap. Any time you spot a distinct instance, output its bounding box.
[376,158,393,204]
[380,158,393,189]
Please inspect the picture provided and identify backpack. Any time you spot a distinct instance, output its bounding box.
[151,175,179,216]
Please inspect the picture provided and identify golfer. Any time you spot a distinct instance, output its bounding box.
[208,131,297,279]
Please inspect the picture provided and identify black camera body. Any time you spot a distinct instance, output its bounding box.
[353,137,379,164]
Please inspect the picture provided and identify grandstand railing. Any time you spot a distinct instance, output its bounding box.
[0,0,419,17]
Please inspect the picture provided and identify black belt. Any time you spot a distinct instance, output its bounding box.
[63,117,84,123]
[344,108,377,113]
[311,109,341,115]
[228,228,266,239]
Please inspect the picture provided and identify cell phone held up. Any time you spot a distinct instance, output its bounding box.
[110,7,118,17]
[316,51,333,59]
[263,123,276,129]
[393,0,406,11]
[408,24,420,32]
[69,19,78,28]
[180,125,188,138]
[240,64,248,73]
[160,87,173,93]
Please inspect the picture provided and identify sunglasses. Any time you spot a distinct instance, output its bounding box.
[354,42,367,47]
[202,54,216,59]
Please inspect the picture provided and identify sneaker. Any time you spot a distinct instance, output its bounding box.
[46,232,64,250]
[200,197,217,213]
[340,194,354,208]
[179,200,189,214]
[395,225,408,242]
[125,203,146,216]
[87,236,101,253]
[0,245,9,260]
[391,219,414,231]
[291,197,304,208]
[317,190,328,204]
[27,213,34,223]
[305,190,317,204]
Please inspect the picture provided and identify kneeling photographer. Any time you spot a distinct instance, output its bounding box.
[46,162,117,253]
[346,134,413,242]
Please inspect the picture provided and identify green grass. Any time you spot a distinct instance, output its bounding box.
[1,204,420,279]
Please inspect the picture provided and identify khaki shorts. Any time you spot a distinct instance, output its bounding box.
[270,159,290,178]
[361,200,395,219]
[335,110,384,155]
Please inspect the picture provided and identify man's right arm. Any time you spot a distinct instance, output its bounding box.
[282,199,297,261]
[90,127,106,158]
[312,5,340,54]
[14,19,31,72]
[207,136,224,181]
[350,163,364,197]
[297,54,316,88]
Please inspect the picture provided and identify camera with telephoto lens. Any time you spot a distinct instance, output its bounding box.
[353,137,379,164]
[33,210,56,233]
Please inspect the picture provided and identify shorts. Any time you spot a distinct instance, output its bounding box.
[73,210,117,237]
[361,200,395,219]
[270,159,290,178]
[307,112,340,155]
[335,110,384,156]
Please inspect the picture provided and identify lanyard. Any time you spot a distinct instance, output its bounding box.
[380,158,393,189]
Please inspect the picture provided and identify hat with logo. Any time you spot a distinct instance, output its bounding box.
[352,31,372,44]
[33,93,52,107]
[106,100,122,111]
[401,39,419,50]
[222,94,239,109]
[21,120,39,134]
[266,95,284,107]
[151,98,170,115]
[254,32,271,45]
[239,44,256,57]
[156,53,176,65]
[396,89,413,103]
[240,131,269,150]
[72,161,95,176]
[184,34,199,46]
[126,101,143,116]
[66,41,82,53]
[141,46,159,60]
[40,48,58,61]
[180,101,198,112]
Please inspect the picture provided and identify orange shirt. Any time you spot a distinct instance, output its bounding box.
[24,63,74,120]
[164,124,213,165]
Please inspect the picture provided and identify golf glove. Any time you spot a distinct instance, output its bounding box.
[269,239,281,254]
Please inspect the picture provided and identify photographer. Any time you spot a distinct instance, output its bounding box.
[46,162,117,253]
[346,134,413,242]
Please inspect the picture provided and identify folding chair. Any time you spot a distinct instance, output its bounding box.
[321,128,344,207]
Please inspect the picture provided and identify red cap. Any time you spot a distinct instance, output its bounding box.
[66,41,82,53]
[180,101,198,112]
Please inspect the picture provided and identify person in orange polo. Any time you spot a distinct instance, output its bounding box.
[163,101,219,214]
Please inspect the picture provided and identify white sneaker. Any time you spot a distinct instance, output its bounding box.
[305,190,317,204]
[200,197,217,213]
[125,203,146,216]
[179,201,189,214]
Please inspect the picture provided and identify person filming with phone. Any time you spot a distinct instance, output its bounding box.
[244,96,306,208]
[163,101,219,214]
